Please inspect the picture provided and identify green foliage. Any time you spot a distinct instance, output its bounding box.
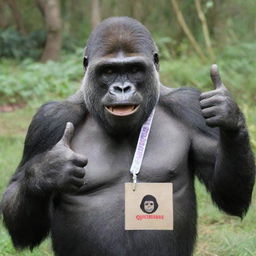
[0,28,46,59]
[0,49,84,105]
[159,42,256,104]
[155,36,174,60]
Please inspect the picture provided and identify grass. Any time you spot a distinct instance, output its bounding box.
[0,108,53,256]
[0,105,255,256]
[195,182,256,256]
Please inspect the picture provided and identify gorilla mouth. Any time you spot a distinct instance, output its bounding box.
[105,105,139,116]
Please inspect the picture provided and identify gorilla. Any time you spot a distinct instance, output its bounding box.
[1,17,255,256]
[140,195,159,214]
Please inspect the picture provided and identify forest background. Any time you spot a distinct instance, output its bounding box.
[0,0,255,255]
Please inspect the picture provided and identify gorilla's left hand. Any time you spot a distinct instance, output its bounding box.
[199,64,243,131]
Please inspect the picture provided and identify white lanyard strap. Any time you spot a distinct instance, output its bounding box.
[129,108,156,190]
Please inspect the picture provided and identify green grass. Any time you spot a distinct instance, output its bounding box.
[0,108,53,255]
[195,181,256,256]
[0,105,255,256]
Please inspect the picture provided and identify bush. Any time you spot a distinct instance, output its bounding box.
[0,28,46,59]
[0,49,84,105]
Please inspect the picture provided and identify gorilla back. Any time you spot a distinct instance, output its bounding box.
[1,17,255,256]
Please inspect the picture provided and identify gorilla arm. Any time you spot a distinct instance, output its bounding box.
[191,65,255,217]
[1,100,87,249]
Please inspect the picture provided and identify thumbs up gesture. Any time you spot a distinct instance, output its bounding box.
[40,122,88,193]
[199,64,242,130]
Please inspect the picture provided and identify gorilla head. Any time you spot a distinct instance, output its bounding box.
[82,17,160,136]
[140,195,159,214]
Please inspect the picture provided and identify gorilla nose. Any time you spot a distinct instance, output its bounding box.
[110,82,136,96]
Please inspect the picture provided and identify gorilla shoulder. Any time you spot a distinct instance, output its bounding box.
[20,100,86,165]
[159,85,218,138]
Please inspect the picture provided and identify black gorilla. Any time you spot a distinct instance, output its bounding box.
[140,195,158,214]
[1,17,255,256]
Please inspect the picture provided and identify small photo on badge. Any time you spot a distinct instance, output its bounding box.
[140,195,158,214]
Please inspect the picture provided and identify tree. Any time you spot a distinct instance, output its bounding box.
[0,0,7,28]
[91,0,101,29]
[5,0,26,35]
[195,0,214,61]
[170,0,207,62]
[36,0,62,62]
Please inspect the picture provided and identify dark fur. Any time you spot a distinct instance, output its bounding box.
[161,87,255,217]
[85,17,158,61]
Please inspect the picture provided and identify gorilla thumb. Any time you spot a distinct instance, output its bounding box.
[210,64,224,90]
[61,122,75,147]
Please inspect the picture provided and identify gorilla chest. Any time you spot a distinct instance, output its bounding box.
[71,112,191,190]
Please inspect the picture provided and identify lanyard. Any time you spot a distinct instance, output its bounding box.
[129,108,156,191]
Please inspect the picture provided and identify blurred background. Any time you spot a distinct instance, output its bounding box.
[0,0,255,255]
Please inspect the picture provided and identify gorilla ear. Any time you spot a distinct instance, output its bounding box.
[83,56,88,71]
[153,53,159,71]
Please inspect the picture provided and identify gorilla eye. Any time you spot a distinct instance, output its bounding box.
[103,68,114,75]
[127,64,145,83]
[98,66,117,85]
[131,65,139,73]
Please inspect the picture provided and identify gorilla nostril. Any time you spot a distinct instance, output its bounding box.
[113,86,123,93]
[123,86,131,93]
[113,85,133,94]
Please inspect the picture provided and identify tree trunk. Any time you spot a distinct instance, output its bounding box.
[170,0,207,62]
[91,0,101,30]
[206,0,226,44]
[6,0,26,35]
[36,0,45,17]
[0,0,7,28]
[37,0,62,62]
[195,0,215,61]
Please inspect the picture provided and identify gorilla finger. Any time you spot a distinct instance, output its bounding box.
[70,177,85,187]
[71,167,86,178]
[205,116,221,127]
[201,107,217,118]
[72,154,88,167]
[200,96,223,109]
[199,90,219,101]
[200,97,216,108]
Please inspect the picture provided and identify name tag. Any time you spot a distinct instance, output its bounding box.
[125,183,173,230]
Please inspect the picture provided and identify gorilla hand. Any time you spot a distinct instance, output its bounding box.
[199,64,243,130]
[26,122,88,194]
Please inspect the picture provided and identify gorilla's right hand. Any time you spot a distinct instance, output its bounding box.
[26,122,88,194]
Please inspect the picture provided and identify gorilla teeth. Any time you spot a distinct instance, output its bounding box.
[106,105,139,116]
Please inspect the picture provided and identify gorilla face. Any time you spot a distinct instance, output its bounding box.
[82,17,160,136]
[140,195,158,214]
[84,53,159,135]
[144,200,155,213]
